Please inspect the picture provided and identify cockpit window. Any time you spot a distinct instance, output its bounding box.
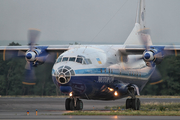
[76,58,83,64]
[82,60,86,64]
[85,58,92,64]
[62,57,68,62]
[69,57,76,62]
[56,55,92,65]
[56,56,62,63]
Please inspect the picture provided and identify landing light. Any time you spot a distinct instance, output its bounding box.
[69,92,73,97]
[114,91,118,96]
[108,87,114,91]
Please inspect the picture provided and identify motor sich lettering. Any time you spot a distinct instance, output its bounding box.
[97,77,114,83]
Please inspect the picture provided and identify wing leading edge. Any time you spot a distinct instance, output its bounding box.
[119,45,180,55]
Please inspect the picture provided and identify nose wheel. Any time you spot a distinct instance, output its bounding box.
[65,98,83,110]
[126,98,140,110]
[126,87,141,110]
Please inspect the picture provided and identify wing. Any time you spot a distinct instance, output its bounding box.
[119,45,180,55]
[119,44,180,85]
[0,45,69,61]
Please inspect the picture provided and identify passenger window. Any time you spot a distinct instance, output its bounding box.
[69,57,76,62]
[62,57,68,62]
[76,58,83,63]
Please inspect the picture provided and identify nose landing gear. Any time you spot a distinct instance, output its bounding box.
[126,86,141,110]
[126,98,140,110]
[65,98,83,110]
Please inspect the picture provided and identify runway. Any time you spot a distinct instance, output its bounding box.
[0,97,180,120]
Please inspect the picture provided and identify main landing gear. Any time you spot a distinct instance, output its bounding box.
[126,87,141,110]
[65,98,83,110]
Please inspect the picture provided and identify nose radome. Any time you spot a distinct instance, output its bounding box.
[55,66,75,84]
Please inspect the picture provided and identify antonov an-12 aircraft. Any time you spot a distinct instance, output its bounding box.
[1,0,180,110]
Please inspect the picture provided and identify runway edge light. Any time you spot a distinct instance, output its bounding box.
[27,110,29,115]
[36,109,38,116]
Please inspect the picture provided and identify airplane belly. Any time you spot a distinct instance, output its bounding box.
[61,76,134,100]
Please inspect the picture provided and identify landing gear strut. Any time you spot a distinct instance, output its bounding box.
[65,98,83,110]
[126,87,141,110]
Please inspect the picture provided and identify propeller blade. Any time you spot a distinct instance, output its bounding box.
[36,53,56,63]
[3,50,19,61]
[23,61,36,85]
[22,69,36,85]
[36,56,46,63]
[46,53,56,63]
[154,52,163,59]
[138,28,152,50]
[28,29,41,51]
[149,68,163,85]
[25,61,32,70]
[18,50,26,57]
[164,44,178,57]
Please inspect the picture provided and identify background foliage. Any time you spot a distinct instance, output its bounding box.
[0,42,180,96]
[141,55,180,95]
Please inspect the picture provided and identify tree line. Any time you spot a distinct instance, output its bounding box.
[0,42,180,96]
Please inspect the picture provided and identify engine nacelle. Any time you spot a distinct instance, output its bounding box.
[115,83,140,96]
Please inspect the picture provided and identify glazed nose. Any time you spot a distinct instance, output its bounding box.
[55,66,75,84]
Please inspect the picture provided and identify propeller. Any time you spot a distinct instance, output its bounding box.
[139,28,163,84]
[22,29,55,85]
[22,29,41,85]
[2,29,55,85]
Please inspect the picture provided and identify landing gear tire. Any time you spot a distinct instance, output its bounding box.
[132,98,138,110]
[76,99,83,110]
[65,98,71,110]
[65,98,83,111]
[70,99,75,110]
[126,98,140,110]
[126,98,131,109]
[136,98,140,110]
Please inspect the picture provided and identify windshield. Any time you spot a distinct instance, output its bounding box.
[56,55,92,65]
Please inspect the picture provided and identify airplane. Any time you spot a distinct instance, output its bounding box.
[1,0,180,111]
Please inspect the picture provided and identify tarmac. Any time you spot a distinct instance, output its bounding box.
[0,97,180,120]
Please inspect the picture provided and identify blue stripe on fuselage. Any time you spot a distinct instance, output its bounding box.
[74,67,154,79]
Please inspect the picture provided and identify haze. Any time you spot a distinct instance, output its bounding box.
[0,0,180,45]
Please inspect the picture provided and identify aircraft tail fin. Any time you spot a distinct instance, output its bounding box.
[124,0,152,46]
[136,0,146,29]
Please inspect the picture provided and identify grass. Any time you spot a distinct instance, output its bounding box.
[104,102,180,111]
[63,110,180,116]
[63,102,180,116]
[138,95,180,98]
